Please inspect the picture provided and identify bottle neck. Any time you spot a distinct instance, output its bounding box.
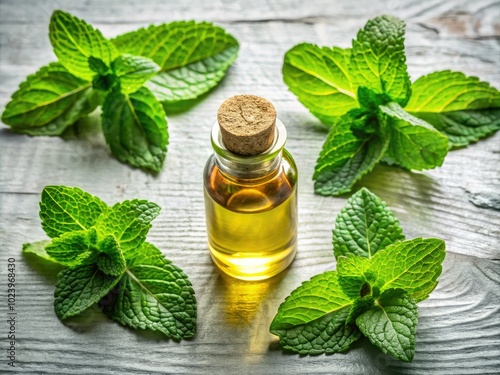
[211,118,288,179]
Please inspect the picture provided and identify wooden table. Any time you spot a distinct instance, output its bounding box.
[1,0,499,373]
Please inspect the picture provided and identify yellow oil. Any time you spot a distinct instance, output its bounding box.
[204,154,297,280]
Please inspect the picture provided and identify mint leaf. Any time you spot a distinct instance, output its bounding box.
[356,289,418,362]
[349,15,410,106]
[405,71,500,147]
[271,306,361,355]
[410,108,500,148]
[96,235,126,276]
[346,296,375,324]
[95,199,160,257]
[49,10,118,80]
[45,230,97,267]
[333,187,405,258]
[39,186,108,238]
[283,43,357,125]
[270,271,353,330]
[270,271,360,355]
[111,54,160,94]
[369,238,446,302]
[380,102,449,170]
[22,240,58,263]
[380,154,402,168]
[357,86,391,112]
[100,242,197,340]
[147,46,238,110]
[88,57,109,75]
[44,226,126,276]
[54,264,120,319]
[112,21,238,107]
[314,115,389,196]
[1,63,97,135]
[337,254,370,279]
[92,74,120,92]
[101,87,168,172]
[112,21,236,72]
[336,255,371,299]
[405,70,500,113]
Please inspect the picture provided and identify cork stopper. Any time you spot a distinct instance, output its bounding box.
[217,95,276,156]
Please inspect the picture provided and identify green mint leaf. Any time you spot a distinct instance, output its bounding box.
[283,43,357,125]
[410,108,500,149]
[405,70,500,113]
[336,255,371,298]
[349,15,410,106]
[100,242,197,340]
[380,154,403,168]
[147,45,238,111]
[95,199,160,258]
[356,289,418,362]
[112,21,238,108]
[45,230,97,267]
[314,115,389,196]
[270,271,352,331]
[22,240,58,263]
[112,21,236,72]
[96,235,126,276]
[405,71,500,147]
[1,63,97,135]
[270,271,361,355]
[369,238,446,302]
[92,73,119,92]
[39,186,108,238]
[333,187,405,258]
[88,57,110,75]
[337,254,370,278]
[346,296,375,324]
[357,86,391,112]
[49,10,118,80]
[405,70,500,147]
[55,264,120,320]
[346,108,378,135]
[380,102,449,170]
[111,54,160,94]
[101,86,168,172]
[271,305,361,355]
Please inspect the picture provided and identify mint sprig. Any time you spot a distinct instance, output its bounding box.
[270,188,446,362]
[23,185,197,340]
[283,15,500,196]
[2,10,239,172]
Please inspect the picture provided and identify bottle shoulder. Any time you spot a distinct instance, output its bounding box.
[204,150,298,212]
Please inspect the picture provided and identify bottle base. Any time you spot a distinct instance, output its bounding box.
[208,244,297,281]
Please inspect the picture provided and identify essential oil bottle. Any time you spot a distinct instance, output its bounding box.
[203,95,298,280]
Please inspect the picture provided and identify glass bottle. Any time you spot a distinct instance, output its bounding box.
[203,95,298,281]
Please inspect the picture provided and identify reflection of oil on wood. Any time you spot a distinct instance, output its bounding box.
[0,0,498,373]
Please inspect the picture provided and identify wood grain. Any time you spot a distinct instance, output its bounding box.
[0,0,499,374]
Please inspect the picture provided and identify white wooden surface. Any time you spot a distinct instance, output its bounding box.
[0,0,499,374]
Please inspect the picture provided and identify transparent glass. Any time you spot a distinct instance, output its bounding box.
[203,119,298,280]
